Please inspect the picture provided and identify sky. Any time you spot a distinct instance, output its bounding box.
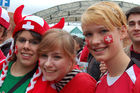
[4,0,140,32]
[7,0,82,15]
[6,0,140,15]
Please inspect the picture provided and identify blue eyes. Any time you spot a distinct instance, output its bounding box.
[100,30,109,34]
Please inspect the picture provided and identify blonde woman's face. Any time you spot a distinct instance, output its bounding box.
[39,48,73,82]
[82,23,122,62]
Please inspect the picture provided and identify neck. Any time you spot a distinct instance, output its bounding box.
[10,62,36,76]
[106,50,130,77]
[133,44,140,53]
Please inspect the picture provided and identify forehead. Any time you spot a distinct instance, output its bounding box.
[44,47,65,55]
[128,14,140,22]
[82,23,106,32]
[18,30,33,39]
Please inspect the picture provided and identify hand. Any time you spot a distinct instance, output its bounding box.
[100,61,107,74]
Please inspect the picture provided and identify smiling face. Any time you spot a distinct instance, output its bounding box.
[81,2,128,62]
[127,14,140,44]
[82,23,123,62]
[39,48,73,82]
[15,30,40,67]
[38,29,76,82]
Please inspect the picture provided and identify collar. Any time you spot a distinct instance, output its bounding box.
[55,69,82,92]
[130,45,140,54]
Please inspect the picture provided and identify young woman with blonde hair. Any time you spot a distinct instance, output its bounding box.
[81,1,140,93]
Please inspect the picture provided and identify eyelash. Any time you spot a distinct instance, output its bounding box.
[100,29,109,34]
[84,33,92,37]
[40,54,61,59]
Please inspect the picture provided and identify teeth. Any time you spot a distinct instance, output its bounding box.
[22,54,30,56]
[46,70,55,73]
[94,48,105,52]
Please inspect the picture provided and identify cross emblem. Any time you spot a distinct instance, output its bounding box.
[104,35,113,44]
[22,21,34,30]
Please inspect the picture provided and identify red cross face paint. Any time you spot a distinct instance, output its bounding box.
[14,45,18,54]
[85,39,91,48]
[104,35,113,44]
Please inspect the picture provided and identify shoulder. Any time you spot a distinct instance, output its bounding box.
[71,72,96,88]
[61,72,96,93]
[32,75,57,93]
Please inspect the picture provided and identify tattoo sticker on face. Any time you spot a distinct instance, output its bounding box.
[85,39,90,48]
[14,45,18,54]
[104,35,113,44]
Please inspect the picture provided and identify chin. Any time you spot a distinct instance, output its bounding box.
[94,56,106,62]
[46,77,55,81]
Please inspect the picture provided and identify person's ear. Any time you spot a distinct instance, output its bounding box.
[120,25,127,40]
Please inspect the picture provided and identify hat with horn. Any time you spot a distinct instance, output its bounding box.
[13,5,65,37]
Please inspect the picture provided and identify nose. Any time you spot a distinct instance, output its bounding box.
[23,41,30,49]
[91,34,101,46]
[44,57,53,67]
[135,23,140,31]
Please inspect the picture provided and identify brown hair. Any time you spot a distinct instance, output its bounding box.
[38,29,76,62]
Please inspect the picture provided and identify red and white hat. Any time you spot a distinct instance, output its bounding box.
[0,5,65,93]
[13,5,65,37]
[0,7,10,29]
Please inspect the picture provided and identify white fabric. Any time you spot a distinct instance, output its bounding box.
[24,16,44,26]
[126,66,136,84]
[107,73,121,86]
[1,8,10,22]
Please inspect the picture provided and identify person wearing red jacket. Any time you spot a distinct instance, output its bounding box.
[38,29,96,93]
[0,5,64,93]
[81,1,140,93]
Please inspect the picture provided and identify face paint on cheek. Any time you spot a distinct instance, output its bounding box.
[14,45,18,54]
[104,35,113,44]
[85,39,90,48]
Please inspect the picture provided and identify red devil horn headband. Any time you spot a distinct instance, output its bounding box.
[50,17,65,29]
[14,5,24,25]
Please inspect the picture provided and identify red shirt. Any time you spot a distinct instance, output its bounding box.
[96,64,140,93]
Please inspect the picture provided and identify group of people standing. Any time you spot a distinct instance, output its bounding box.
[0,1,139,93]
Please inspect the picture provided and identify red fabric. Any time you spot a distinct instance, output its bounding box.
[96,64,140,93]
[80,45,89,62]
[32,72,96,93]
[59,72,96,93]
[130,45,140,54]
[0,7,10,29]
[29,75,57,93]
[0,50,6,61]
[13,5,65,37]
[0,50,6,69]
[134,75,140,93]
